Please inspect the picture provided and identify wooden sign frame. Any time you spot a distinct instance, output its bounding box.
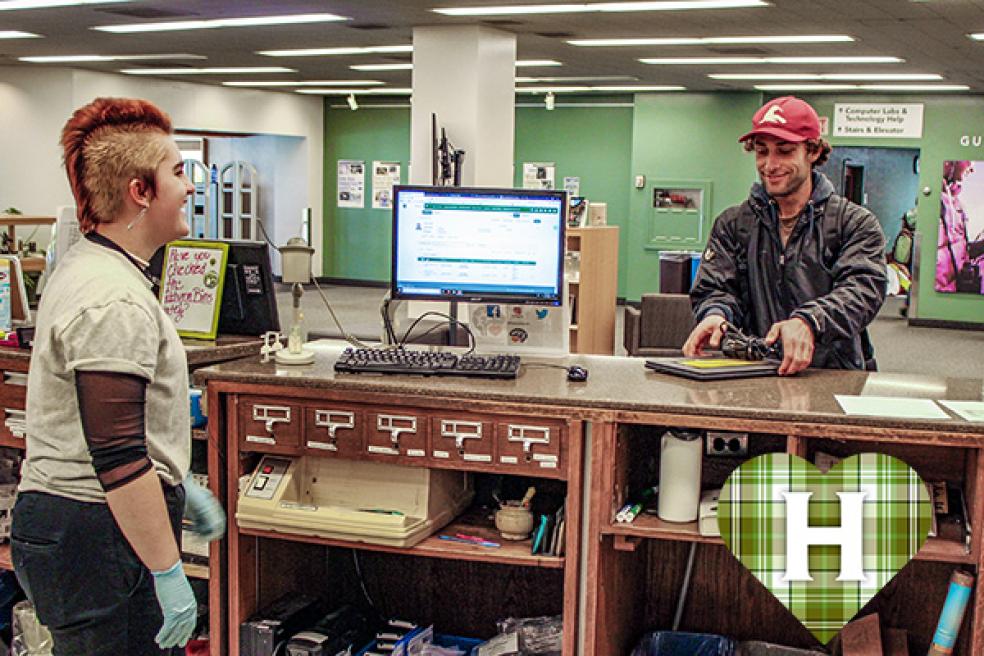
[159,240,229,340]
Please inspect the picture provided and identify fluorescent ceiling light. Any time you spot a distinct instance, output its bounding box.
[93,13,347,33]
[710,73,942,81]
[297,87,413,95]
[21,53,204,62]
[572,35,853,46]
[259,45,412,57]
[433,1,768,16]
[516,75,638,82]
[223,80,384,87]
[121,67,296,75]
[755,83,969,92]
[969,33,984,40]
[350,63,413,71]
[516,59,563,67]
[642,56,903,65]
[0,30,38,38]
[516,85,685,92]
[0,0,128,9]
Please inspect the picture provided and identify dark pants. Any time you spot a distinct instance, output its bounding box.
[11,483,187,656]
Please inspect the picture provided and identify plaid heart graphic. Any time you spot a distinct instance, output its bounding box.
[718,452,932,643]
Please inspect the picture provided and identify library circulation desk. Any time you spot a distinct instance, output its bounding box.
[197,346,984,656]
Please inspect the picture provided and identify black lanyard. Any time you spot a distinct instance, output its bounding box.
[84,232,161,295]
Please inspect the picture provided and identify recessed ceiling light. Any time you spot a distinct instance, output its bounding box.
[642,56,903,65]
[0,30,39,38]
[296,87,413,95]
[754,83,969,92]
[121,67,296,75]
[93,13,347,33]
[968,33,984,40]
[259,45,413,57]
[222,80,384,87]
[710,73,942,81]
[433,1,768,16]
[572,35,853,46]
[516,59,563,67]
[0,0,129,9]
[21,53,205,62]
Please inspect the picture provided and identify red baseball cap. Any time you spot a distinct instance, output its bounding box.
[738,95,821,143]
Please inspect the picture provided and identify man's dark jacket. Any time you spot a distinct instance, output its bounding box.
[691,172,887,370]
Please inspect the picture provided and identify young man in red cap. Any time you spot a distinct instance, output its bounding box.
[683,96,887,374]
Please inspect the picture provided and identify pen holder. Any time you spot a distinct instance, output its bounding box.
[495,503,534,540]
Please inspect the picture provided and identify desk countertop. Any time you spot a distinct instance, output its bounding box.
[194,341,984,436]
[0,334,261,367]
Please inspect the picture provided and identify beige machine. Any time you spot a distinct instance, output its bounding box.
[237,455,474,547]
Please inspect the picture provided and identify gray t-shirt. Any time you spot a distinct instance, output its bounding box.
[19,237,190,503]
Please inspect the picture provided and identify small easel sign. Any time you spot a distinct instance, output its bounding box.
[159,240,229,339]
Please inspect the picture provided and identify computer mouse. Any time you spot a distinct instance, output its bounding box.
[567,366,589,382]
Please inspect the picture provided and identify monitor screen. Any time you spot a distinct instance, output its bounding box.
[150,238,280,336]
[391,186,567,306]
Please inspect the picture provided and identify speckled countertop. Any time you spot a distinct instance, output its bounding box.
[193,341,984,435]
[0,335,261,367]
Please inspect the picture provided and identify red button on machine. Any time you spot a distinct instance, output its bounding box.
[262,465,273,474]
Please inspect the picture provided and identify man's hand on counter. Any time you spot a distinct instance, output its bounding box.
[682,315,728,358]
[765,318,814,376]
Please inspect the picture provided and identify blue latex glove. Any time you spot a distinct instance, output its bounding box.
[151,560,197,649]
[183,476,226,541]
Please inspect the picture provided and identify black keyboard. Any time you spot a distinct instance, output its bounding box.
[334,348,520,379]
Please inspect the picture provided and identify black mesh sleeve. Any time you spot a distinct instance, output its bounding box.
[75,370,154,492]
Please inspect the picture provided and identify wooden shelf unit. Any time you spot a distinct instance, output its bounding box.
[210,381,584,656]
[566,226,619,355]
[585,415,984,656]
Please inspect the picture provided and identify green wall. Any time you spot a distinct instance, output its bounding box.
[793,93,984,324]
[624,92,761,301]
[513,105,634,294]
[323,107,410,281]
[322,93,984,325]
[322,102,635,291]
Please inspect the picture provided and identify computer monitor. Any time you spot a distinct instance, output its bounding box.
[391,186,567,306]
[150,238,280,336]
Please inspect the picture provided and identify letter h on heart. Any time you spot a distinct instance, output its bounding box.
[780,491,867,583]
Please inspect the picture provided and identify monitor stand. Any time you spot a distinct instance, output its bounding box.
[447,301,460,347]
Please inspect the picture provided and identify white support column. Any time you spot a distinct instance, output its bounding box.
[410,25,516,187]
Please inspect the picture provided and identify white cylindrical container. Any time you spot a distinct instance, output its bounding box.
[657,431,703,523]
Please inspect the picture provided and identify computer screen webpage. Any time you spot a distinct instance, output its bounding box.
[393,188,565,304]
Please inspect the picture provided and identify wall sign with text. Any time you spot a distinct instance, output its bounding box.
[159,240,229,339]
[833,103,924,139]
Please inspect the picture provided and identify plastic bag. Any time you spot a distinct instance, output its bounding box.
[631,631,736,656]
[495,615,562,656]
[10,600,53,656]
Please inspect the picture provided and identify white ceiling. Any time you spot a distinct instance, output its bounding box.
[3,0,984,93]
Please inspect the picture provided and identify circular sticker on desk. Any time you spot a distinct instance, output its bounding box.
[509,328,529,344]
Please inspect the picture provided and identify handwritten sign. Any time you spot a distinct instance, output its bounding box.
[159,240,228,339]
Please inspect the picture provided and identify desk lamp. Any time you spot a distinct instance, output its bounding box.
[277,237,315,365]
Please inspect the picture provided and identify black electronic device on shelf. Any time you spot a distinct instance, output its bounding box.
[334,347,520,379]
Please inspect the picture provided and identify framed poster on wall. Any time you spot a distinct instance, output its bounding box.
[936,160,984,295]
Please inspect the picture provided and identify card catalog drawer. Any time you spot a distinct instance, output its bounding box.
[304,404,363,457]
[431,415,495,466]
[496,420,564,474]
[366,410,429,460]
[238,397,302,454]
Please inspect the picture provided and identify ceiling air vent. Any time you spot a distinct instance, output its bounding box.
[535,32,575,39]
[348,23,392,30]
[96,7,198,19]
[482,19,523,26]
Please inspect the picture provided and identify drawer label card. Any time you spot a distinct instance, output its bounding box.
[718,452,931,643]
[407,449,426,457]
[433,450,450,459]
[368,445,400,456]
[500,456,519,465]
